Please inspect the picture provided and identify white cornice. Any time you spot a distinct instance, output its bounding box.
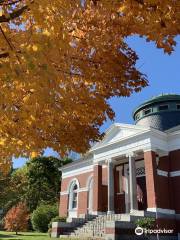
[91,123,150,150]
[62,165,93,179]
[61,158,93,172]
[90,129,151,152]
[91,127,168,154]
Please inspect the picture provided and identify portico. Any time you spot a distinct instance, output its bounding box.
[90,122,168,216]
[92,150,158,216]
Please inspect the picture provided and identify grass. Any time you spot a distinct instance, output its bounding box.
[0,231,59,240]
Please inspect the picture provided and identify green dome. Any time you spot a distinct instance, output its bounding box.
[133,94,180,131]
[133,94,180,117]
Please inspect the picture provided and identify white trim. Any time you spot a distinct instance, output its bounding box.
[147,208,175,215]
[61,187,89,195]
[61,158,93,171]
[117,192,125,195]
[86,174,93,188]
[68,180,79,218]
[91,211,106,215]
[102,165,107,168]
[67,178,80,193]
[60,191,68,196]
[62,165,93,179]
[143,146,157,153]
[136,174,145,178]
[87,177,93,214]
[157,169,168,177]
[170,170,180,177]
[78,187,88,193]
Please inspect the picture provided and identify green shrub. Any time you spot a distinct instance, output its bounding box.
[31,203,58,232]
[135,217,155,229]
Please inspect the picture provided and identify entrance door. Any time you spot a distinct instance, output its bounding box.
[124,160,147,212]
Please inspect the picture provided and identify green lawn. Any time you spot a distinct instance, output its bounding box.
[0,231,59,240]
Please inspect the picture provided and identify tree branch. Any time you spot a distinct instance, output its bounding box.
[0,5,29,23]
[0,51,9,58]
[0,0,23,6]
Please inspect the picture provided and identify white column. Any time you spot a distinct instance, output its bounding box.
[126,152,138,212]
[116,165,123,193]
[107,159,114,214]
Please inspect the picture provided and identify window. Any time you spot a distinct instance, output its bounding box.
[71,184,78,209]
[143,108,152,115]
[177,104,180,110]
[135,113,140,120]
[69,181,78,211]
[159,105,169,111]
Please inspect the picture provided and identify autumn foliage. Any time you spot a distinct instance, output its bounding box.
[4,202,29,234]
[0,0,180,169]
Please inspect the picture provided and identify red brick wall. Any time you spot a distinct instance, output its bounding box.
[144,151,158,209]
[59,195,69,217]
[169,149,180,214]
[171,176,180,213]
[78,191,88,216]
[158,155,170,171]
[156,175,171,209]
[169,150,180,171]
[156,155,172,210]
[61,171,93,192]
[59,171,93,217]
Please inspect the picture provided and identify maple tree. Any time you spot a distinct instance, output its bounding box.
[0,167,28,215]
[4,202,29,234]
[0,0,179,170]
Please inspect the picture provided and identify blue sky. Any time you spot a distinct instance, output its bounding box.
[102,36,180,131]
[13,36,180,168]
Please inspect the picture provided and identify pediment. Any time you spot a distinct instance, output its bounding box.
[92,123,148,149]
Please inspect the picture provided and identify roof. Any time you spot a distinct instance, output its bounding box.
[133,94,180,117]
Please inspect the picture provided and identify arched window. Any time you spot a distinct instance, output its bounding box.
[68,180,79,211]
[72,184,78,209]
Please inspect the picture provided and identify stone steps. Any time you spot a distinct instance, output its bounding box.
[59,212,146,239]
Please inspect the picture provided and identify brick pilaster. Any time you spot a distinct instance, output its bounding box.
[78,191,88,216]
[144,151,158,209]
[93,164,102,212]
[59,194,69,217]
[170,150,180,214]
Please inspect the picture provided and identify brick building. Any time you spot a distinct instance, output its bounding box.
[55,94,180,239]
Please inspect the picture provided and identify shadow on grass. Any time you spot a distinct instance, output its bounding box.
[16,234,46,237]
[0,232,48,239]
[0,233,16,238]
